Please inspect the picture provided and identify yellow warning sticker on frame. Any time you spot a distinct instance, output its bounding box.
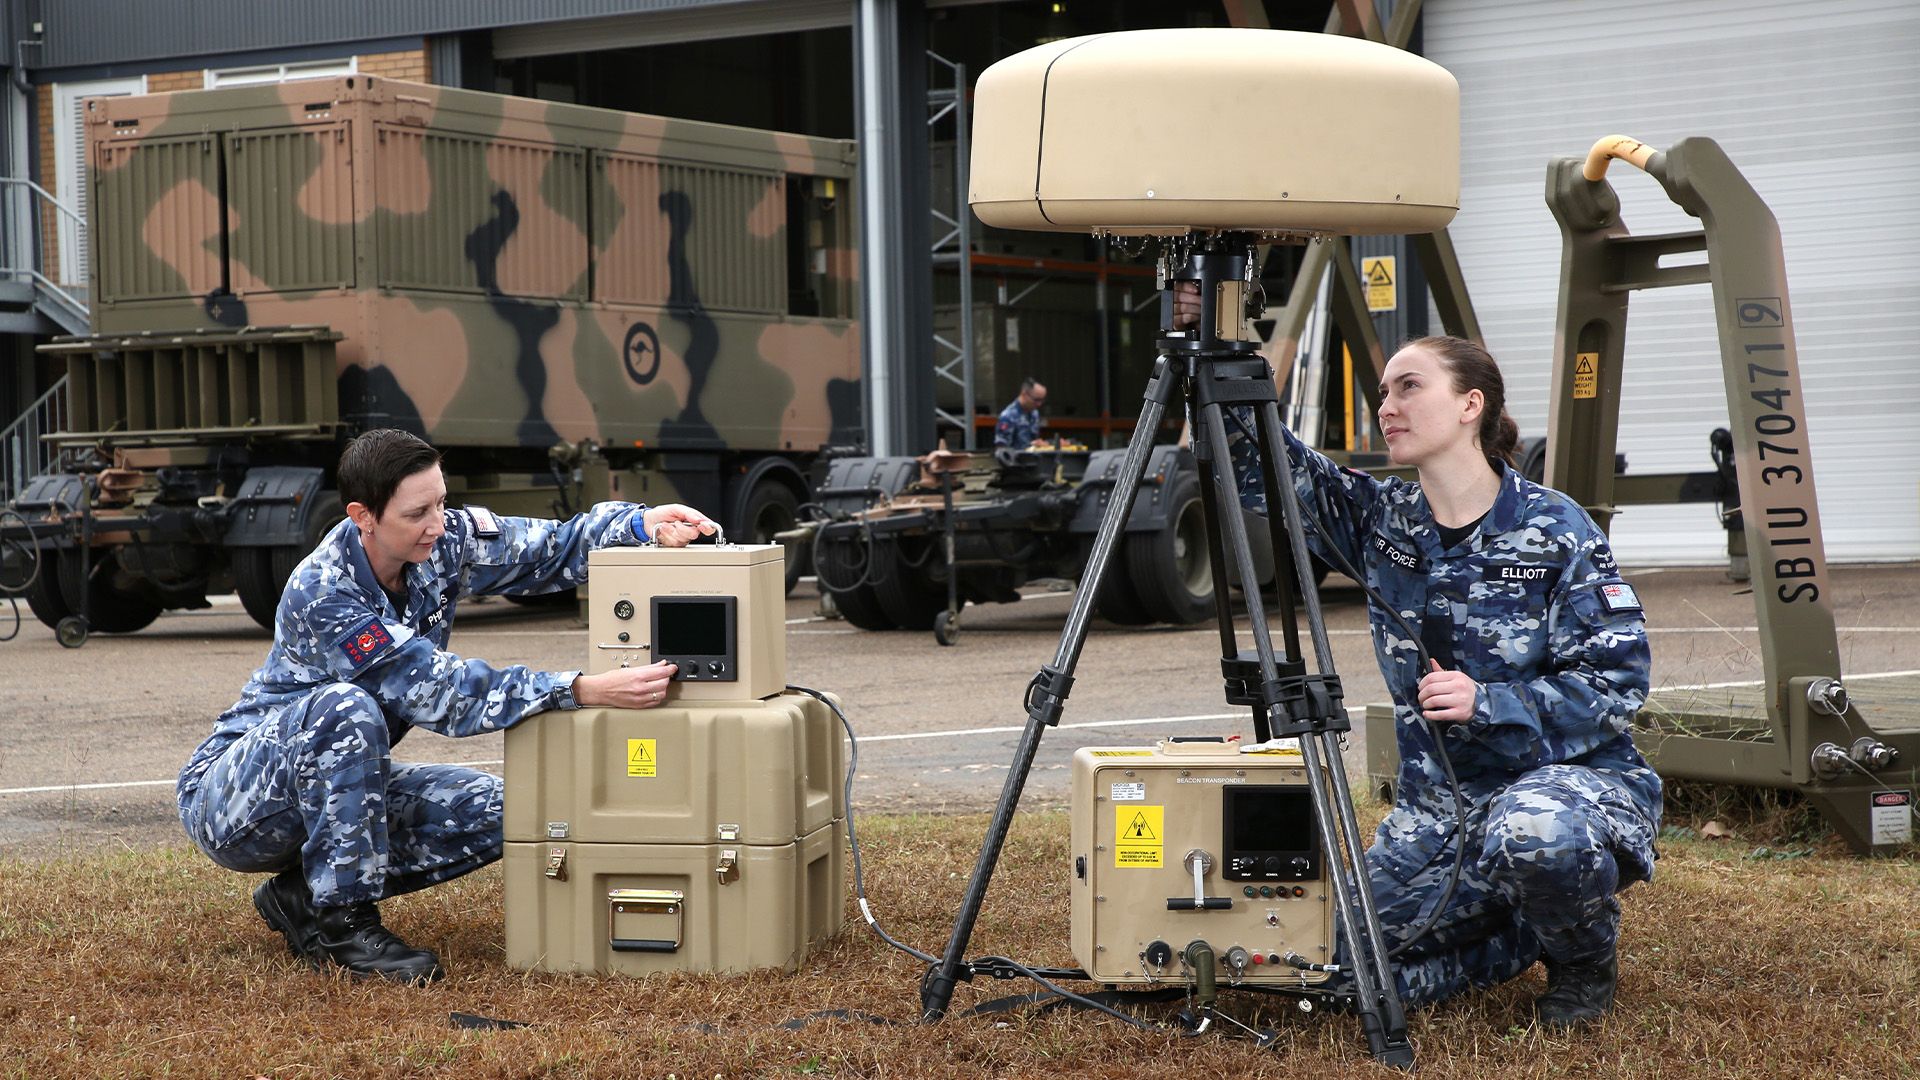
[1573,353,1599,399]
[626,738,657,778]
[1363,256,1396,312]
[1115,805,1164,868]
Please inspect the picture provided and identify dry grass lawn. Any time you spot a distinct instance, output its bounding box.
[1,803,1915,1079]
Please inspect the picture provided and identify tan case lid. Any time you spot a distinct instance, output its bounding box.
[970,28,1458,235]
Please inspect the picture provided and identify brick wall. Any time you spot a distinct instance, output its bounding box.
[145,70,206,94]
[357,49,430,83]
[36,87,58,285]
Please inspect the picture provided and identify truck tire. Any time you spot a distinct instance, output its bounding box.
[814,532,896,631]
[1124,471,1214,625]
[871,536,947,631]
[1093,569,1156,626]
[22,551,70,630]
[56,548,162,634]
[234,491,345,630]
[738,476,804,595]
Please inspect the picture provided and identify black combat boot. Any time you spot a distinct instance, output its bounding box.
[312,902,446,984]
[1534,950,1618,1030]
[253,868,322,959]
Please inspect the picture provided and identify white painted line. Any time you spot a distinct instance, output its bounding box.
[15,668,1920,799]
[0,778,179,796]
[856,706,1368,744]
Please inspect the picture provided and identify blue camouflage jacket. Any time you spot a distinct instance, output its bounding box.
[1241,428,1659,881]
[994,401,1043,448]
[179,502,651,790]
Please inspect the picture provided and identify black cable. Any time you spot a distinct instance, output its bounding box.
[784,683,937,966]
[1222,406,1468,960]
[806,515,886,594]
[784,682,1176,1031]
[0,510,43,644]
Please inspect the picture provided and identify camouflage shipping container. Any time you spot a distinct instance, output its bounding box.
[14,76,862,633]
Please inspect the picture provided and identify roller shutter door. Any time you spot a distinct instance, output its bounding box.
[1424,0,1920,562]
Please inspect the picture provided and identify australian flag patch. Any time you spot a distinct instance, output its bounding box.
[339,618,394,666]
[466,505,501,538]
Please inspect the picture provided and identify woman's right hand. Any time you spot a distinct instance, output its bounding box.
[1171,281,1202,329]
[572,661,678,709]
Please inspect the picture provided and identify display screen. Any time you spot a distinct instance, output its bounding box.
[654,598,730,656]
[1228,786,1314,853]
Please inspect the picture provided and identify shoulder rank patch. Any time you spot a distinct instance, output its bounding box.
[1598,581,1643,613]
[1483,562,1554,586]
[339,617,394,666]
[1370,532,1422,573]
[466,505,501,538]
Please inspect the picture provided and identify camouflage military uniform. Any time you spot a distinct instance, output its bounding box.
[994,401,1043,448]
[1231,418,1659,1007]
[176,502,653,908]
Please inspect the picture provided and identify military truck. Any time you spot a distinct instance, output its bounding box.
[7,76,859,636]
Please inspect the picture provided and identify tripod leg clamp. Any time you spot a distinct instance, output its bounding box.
[1023,666,1076,727]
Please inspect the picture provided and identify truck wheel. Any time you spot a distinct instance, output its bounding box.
[1092,569,1156,626]
[813,533,896,630]
[56,549,162,634]
[1125,471,1214,625]
[872,537,947,631]
[738,477,804,595]
[22,550,70,630]
[234,492,346,630]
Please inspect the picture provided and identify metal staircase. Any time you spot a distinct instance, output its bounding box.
[0,177,89,504]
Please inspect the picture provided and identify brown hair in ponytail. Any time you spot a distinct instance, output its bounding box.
[1399,335,1520,469]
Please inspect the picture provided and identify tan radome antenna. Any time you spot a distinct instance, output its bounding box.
[969,28,1459,238]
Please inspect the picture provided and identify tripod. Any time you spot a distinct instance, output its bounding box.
[917,232,1413,1069]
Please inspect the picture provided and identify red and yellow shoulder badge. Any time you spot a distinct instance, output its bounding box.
[340,618,394,665]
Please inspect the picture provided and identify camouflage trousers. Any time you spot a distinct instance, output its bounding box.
[177,683,504,908]
[1336,764,1659,1008]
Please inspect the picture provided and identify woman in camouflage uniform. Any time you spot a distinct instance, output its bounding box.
[177,429,717,983]
[1179,285,1659,1029]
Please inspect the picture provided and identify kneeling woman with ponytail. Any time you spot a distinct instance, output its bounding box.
[1188,305,1662,1028]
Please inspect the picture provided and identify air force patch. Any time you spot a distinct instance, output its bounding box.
[1599,581,1643,613]
[339,618,394,666]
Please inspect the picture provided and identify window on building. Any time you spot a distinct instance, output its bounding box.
[207,58,357,88]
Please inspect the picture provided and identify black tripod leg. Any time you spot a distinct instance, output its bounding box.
[920,356,1183,1021]
[1257,401,1412,1067]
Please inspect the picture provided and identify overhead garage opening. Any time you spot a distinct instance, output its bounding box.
[493,29,855,139]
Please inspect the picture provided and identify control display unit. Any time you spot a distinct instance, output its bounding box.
[1222,785,1319,881]
[653,595,737,681]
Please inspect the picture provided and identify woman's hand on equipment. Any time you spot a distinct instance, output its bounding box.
[573,661,678,709]
[644,504,719,548]
[1418,659,1479,724]
[1172,282,1202,329]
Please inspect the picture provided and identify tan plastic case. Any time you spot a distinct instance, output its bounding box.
[1069,740,1333,985]
[503,823,845,976]
[503,695,845,847]
[970,28,1458,236]
[585,544,786,701]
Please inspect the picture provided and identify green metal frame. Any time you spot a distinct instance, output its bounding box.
[1541,137,1916,854]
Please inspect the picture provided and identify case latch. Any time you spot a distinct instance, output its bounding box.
[544,846,569,881]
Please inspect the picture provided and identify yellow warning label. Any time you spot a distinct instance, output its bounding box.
[626,738,657,778]
[1114,805,1164,868]
[1090,750,1153,757]
[1363,256,1396,312]
[1573,352,1599,400]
